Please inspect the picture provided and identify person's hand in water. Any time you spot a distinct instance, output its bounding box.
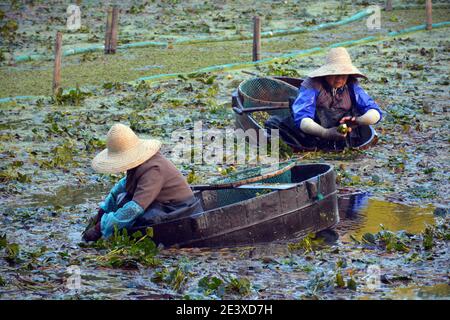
[339,116,358,128]
[82,223,102,242]
[82,208,104,242]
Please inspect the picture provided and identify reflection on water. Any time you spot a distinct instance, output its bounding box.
[20,183,108,208]
[389,284,450,300]
[337,192,436,239]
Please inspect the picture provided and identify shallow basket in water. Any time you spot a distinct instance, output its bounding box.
[238,77,299,109]
[232,76,378,152]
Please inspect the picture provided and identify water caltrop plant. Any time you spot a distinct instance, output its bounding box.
[94,227,160,268]
[198,275,252,297]
[52,86,92,106]
[0,234,21,264]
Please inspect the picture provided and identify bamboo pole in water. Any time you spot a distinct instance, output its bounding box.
[253,16,261,62]
[52,32,62,95]
[104,7,112,54]
[386,0,393,11]
[426,0,433,30]
[110,6,119,54]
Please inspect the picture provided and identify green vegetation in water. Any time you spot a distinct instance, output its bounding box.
[352,220,450,254]
[0,10,19,63]
[3,7,449,97]
[225,277,252,296]
[186,168,202,184]
[0,234,20,264]
[266,59,300,77]
[0,160,32,183]
[358,225,411,253]
[335,271,357,291]
[197,275,252,297]
[152,265,189,292]
[287,233,326,253]
[0,3,449,300]
[421,222,450,251]
[87,227,161,269]
[52,86,92,106]
[35,139,78,170]
[302,148,364,162]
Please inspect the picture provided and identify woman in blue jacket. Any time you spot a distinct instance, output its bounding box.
[288,47,382,149]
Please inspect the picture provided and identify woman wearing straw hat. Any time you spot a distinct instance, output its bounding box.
[82,124,202,242]
[289,47,383,149]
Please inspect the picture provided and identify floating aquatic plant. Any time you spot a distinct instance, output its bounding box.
[93,227,160,268]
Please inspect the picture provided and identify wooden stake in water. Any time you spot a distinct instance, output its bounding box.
[252,16,261,62]
[104,7,112,54]
[426,0,432,30]
[110,6,119,54]
[53,32,63,95]
[385,0,393,11]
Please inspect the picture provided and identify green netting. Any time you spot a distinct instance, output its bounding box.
[238,77,299,109]
[214,161,295,207]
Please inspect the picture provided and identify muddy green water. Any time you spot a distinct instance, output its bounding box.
[0,184,447,300]
[336,195,436,240]
[387,283,450,300]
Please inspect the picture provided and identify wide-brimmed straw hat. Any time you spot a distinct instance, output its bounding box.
[308,47,366,78]
[92,124,161,174]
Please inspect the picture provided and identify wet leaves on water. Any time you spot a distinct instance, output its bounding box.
[198,275,223,294]
[37,139,78,170]
[196,275,251,297]
[0,234,21,264]
[94,227,160,268]
[335,273,345,288]
[186,168,200,184]
[408,186,437,199]
[0,161,32,183]
[152,264,190,292]
[52,86,92,106]
[267,60,300,77]
[346,277,357,291]
[102,82,125,91]
[225,277,252,296]
[169,267,188,292]
[422,225,434,251]
[287,233,325,253]
[389,15,399,22]
[353,226,417,254]
[361,232,377,245]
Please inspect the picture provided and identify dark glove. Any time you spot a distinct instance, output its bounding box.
[93,208,105,225]
[82,208,105,242]
[82,221,102,242]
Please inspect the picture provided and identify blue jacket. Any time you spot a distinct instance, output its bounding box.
[291,80,383,128]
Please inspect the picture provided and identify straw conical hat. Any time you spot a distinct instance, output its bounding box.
[92,124,162,174]
[308,47,366,78]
